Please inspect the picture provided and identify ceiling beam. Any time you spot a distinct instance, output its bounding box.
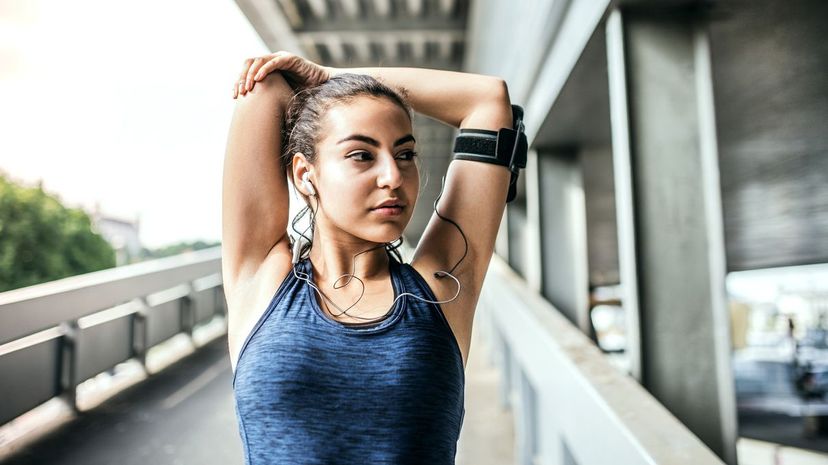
[406,0,424,16]
[410,33,427,61]
[296,30,465,42]
[305,0,329,20]
[340,0,361,18]
[324,34,346,63]
[372,0,391,17]
[351,34,373,62]
[276,0,303,28]
[439,0,456,15]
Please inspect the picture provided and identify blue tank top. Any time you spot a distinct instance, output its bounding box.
[232,253,466,465]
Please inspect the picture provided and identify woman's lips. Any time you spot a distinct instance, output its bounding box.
[371,206,404,216]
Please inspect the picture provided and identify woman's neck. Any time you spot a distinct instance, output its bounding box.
[307,239,391,287]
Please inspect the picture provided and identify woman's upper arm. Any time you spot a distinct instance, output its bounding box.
[411,81,514,296]
[221,73,293,291]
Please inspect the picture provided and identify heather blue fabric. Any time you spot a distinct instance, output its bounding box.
[232,253,466,465]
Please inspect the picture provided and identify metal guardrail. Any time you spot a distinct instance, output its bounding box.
[0,246,225,425]
[478,254,727,465]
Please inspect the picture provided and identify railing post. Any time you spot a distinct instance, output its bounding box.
[515,367,538,465]
[215,285,227,318]
[58,321,80,414]
[181,283,195,339]
[132,298,149,371]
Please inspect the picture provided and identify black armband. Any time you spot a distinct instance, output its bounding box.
[451,104,527,203]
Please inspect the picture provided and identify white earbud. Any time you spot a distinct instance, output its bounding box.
[302,172,316,197]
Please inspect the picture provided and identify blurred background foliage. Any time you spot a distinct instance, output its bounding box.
[0,173,219,293]
[0,173,116,292]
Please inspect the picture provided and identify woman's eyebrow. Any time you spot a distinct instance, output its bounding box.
[336,134,416,147]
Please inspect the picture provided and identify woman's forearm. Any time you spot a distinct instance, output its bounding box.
[329,66,513,130]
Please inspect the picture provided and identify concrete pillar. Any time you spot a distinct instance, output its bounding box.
[537,151,591,335]
[525,149,543,293]
[505,149,543,292]
[507,202,529,278]
[580,146,619,288]
[605,7,738,464]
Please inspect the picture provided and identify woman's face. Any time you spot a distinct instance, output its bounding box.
[308,95,419,245]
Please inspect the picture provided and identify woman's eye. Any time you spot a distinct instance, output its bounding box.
[347,151,418,162]
[348,152,373,161]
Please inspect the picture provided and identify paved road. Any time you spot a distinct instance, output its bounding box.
[2,335,244,465]
[739,410,828,454]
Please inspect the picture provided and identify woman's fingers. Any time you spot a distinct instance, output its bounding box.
[244,57,265,93]
[254,59,274,81]
[252,57,279,83]
[255,53,295,81]
[236,76,247,98]
[234,58,253,99]
[233,51,297,98]
[244,53,286,95]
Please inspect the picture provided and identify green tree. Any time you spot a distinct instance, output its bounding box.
[0,172,116,292]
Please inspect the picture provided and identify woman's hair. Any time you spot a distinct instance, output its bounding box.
[282,73,414,262]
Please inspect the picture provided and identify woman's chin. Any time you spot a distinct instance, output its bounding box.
[363,224,408,244]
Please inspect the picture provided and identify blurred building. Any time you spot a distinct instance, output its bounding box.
[90,201,143,266]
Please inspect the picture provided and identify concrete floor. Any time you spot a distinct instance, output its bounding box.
[456,317,517,465]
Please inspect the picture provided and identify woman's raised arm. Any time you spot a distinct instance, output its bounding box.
[221,71,294,294]
[330,66,513,130]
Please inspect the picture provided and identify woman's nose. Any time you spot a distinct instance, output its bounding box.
[377,154,403,190]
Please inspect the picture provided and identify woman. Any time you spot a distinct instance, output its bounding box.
[223,51,515,464]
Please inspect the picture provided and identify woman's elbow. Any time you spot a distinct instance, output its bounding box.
[460,79,513,130]
[493,79,513,126]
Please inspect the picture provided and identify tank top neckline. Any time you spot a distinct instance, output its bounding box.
[301,254,407,333]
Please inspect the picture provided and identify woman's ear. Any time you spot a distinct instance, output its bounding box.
[292,152,317,198]
[292,152,307,184]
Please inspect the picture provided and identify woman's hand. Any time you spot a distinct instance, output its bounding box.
[233,51,334,99]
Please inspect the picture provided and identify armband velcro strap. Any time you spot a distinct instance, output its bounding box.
[452,129,499,161]
[451,104,528,203]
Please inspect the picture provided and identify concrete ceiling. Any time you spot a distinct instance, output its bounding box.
[532,24,611,151]
[234,0,470,69]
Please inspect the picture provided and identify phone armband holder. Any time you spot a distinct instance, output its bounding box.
[451,104,528,203]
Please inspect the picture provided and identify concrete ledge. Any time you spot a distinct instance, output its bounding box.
[481,254,726,464]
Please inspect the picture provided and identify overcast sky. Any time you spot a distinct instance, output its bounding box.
[0,0,269,249]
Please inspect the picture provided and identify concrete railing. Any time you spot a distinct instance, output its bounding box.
[477,254,726,465]
[0,246,225,425]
